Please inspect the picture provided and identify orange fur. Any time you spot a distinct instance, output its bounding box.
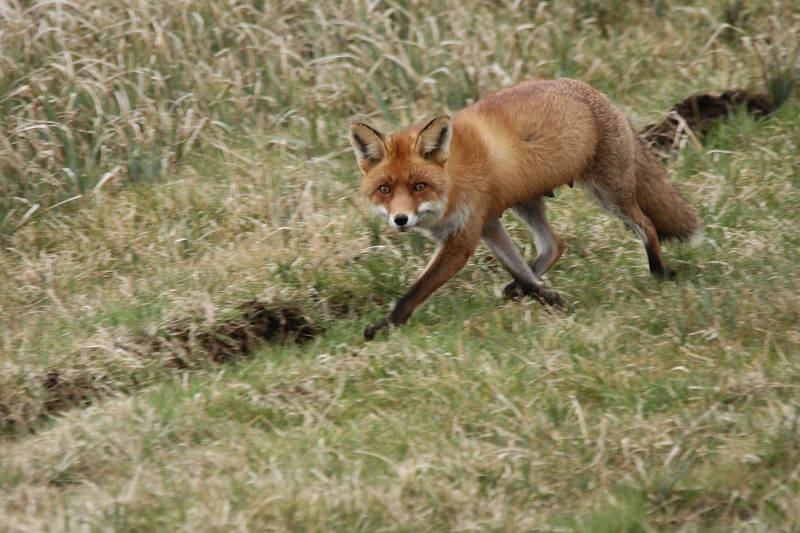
[350,78,702,339]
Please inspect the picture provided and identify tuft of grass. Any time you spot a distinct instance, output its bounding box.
[743,20,799,109]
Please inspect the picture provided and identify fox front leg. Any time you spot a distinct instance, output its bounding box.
[364,235,478,340]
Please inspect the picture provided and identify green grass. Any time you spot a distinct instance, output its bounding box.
[2,0,800,531]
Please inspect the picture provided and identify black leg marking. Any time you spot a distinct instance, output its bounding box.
[646,244,676,280]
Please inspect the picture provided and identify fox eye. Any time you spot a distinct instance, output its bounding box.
[379,185,390,194]
[413,183,427,192]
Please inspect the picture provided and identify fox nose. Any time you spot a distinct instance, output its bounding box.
[394,214,409,227]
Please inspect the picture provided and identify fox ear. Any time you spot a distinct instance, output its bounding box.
[415,115,451,163]
[348,122,387,171]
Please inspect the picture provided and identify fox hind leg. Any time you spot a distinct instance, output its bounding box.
[618,203,676,280]
[580,167,677,281]
[503,197,564,299]
[584,179,675,281]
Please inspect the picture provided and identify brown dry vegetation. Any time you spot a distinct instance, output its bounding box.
[1,0,800,531]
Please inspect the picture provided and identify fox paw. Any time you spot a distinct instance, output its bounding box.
[364,319,389,341]
[540,289,572,313]
[651,266,677,281]
[505,282,572,313]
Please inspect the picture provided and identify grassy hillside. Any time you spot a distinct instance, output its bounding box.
[1,0,799,530]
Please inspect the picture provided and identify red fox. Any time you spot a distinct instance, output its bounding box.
[349,78,701,340]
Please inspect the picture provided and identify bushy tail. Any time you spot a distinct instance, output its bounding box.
[634,138,702,243]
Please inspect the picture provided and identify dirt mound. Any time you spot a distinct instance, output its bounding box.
[150,300,321,366]
[641,90,775,154]
[0,369,104,436]
[1,300,323,437]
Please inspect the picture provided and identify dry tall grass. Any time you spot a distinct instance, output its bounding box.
[3,0,795,217]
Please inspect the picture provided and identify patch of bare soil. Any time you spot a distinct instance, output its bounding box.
[641,90,775,154]
[0,370,105,436]
[1,301,324,437]
[150,300,321,366]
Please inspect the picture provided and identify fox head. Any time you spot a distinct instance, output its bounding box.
[348,116,451,232]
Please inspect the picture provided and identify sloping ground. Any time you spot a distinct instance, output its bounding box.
[2,86,782,439]
[2,109,799,529]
